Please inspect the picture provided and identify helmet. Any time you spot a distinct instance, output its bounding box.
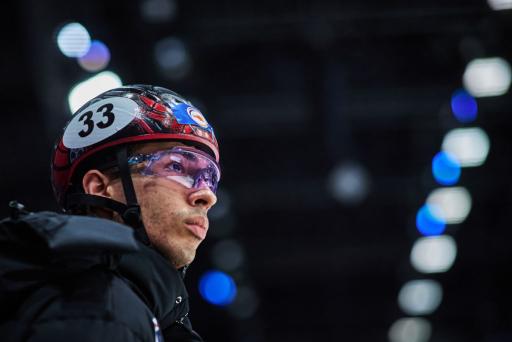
[51,84,219,212]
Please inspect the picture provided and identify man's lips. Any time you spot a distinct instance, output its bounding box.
[184,216,208,240]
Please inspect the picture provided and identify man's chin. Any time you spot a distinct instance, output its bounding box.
[167,248,196,269]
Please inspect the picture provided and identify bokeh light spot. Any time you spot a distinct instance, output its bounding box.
[416,204,446,236]
[463,57,511,97]
[432,152,461,186]
[442,128,490,167]
[398,279,443,316]
[388,317,431,342]
[78,40,111,72]
[426,187,472,224]
[199,270,237,306]
[410,235,457,273]
[68,71,122,113]
[451,89,477,123]
[328,161,371,205]
[56,22,91,58]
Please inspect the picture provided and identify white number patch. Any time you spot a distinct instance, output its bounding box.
[63,97,138,149]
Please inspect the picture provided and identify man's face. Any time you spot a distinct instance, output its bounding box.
[109,141,218,268]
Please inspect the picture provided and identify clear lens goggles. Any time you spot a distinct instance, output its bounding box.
[127,146,221,193]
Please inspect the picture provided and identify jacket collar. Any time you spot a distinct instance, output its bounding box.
[117,242,189,321]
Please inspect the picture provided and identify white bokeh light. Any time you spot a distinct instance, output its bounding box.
[463,57,511,97]
[140,0,177,22]
[410,235,457,274]
[398,279,443,316]
[211,239,245,272]
[388,317,431,342]
[487,0,512,10]
[328,161,370,205]
[426,187,472,224]
[56,22,91,58]
[154,37,191,80]
[68,71,122,113]
[442,127,490,167]
[227,286,260,319]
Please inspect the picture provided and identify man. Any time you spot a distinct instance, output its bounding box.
[0,85,220,341]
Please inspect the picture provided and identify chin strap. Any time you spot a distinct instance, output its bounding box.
[65,146,151,246]
[116,148,143,228]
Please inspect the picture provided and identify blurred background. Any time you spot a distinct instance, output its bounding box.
[2,0,512,341]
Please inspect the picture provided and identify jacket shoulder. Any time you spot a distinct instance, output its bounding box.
[0,211,157,341]
[0,211,138,254]
[8,266,157,342]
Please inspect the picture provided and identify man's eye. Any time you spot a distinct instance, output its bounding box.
[166,161,184,173]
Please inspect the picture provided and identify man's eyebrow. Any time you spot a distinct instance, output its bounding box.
[180,151,198,161]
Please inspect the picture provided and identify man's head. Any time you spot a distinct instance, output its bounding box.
[51,85,220,267]
[82,141,218,268]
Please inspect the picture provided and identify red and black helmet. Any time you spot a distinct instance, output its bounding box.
[51,84,219,210]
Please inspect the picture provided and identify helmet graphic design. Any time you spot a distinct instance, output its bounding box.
[51,84,219,209]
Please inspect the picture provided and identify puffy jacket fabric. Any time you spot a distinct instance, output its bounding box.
[0,211,203,342]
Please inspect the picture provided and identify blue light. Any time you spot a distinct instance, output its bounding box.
[416,204,446,236]
[451,89,477,123]
[199,270,237,306]
[78,40,111,72]
[432,152,460,186]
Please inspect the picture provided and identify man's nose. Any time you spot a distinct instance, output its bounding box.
[188,186,217,210]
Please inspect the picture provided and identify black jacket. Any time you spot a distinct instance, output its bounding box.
[0,211,203,341]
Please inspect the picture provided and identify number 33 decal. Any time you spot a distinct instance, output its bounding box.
[78,103,115,137]
[63,97,137,149]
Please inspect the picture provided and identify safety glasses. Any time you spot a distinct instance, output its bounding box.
[127,146,220,194]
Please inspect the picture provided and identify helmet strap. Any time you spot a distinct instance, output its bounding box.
[65,193,151,245]
[64,147,151,246]
[115,147,151,245]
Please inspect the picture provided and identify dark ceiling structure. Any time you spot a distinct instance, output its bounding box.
[2,0,512,341]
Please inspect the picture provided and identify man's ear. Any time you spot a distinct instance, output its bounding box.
[82,169,114,198]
